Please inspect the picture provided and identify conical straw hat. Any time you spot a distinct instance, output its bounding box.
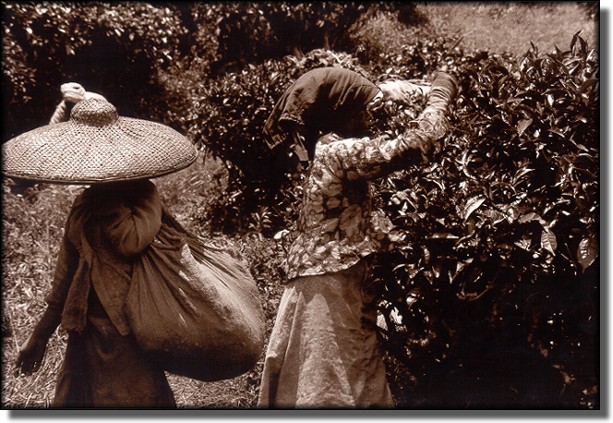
[2,98,197,184]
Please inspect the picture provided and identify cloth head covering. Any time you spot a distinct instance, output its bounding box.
[263,67,380,152]
[2,98,197,184]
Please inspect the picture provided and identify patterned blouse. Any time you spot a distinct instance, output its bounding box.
[286,108,450,281]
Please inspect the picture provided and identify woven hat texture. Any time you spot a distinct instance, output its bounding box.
[2,98,197,184]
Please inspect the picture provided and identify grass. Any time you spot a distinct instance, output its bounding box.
[1,2,599,409]
[418,2,597,57]
[2,181,78,408]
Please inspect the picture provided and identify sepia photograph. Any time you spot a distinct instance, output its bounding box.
[1,1,601,416]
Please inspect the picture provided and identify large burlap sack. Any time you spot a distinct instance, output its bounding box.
[125,212,265,381]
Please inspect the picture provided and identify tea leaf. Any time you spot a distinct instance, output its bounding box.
[517,118,533,135]
[577,235,598,272]
[541,229,558,255]
[463,196,486,221]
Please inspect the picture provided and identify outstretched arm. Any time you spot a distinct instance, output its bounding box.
[321,72,458,181]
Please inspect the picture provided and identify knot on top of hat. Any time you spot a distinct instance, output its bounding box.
[71,98,118,126]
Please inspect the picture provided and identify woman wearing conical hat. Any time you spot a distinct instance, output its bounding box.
[6,98,198,408]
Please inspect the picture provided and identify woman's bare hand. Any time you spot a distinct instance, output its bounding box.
[14,334,48,376]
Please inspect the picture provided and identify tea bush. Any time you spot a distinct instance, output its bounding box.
[1,2,186,140]
[368,33,599,407]
[182,2,416,71]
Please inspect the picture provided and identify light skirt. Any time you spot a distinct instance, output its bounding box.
[258,260,394,409]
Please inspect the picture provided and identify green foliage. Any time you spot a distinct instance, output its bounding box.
[348,8,431,71]
[2,2,186,140]
[369,32,599,408]
[191,1,370,70]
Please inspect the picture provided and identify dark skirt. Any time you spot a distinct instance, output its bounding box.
[53,289,175,408]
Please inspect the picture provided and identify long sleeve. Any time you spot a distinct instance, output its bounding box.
[45,215,80,313]
[320,108,449,182]
[103,181,162,256]
[320,72,457,181]
[285,72,457,280]
[39,230,79,337]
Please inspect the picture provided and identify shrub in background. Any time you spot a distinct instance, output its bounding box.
[191,2,388,70]
[1,2,186,140]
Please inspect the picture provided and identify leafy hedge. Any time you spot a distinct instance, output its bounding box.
[182,2,417,71]
[369,33,599,407]
[2,2,185,140]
